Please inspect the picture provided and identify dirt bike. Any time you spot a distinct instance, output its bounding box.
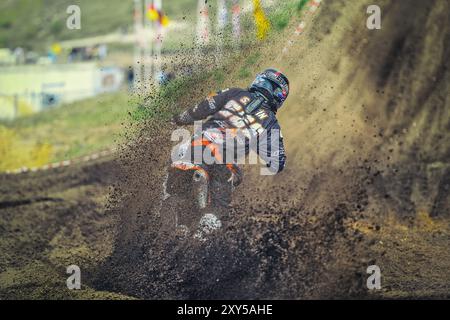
[160,135,242,241]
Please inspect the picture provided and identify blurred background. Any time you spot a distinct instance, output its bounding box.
[0,0,280,172]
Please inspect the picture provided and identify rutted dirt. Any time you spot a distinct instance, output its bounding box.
[1,0,449,299]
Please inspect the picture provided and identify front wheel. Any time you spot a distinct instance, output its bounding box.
[161,165,234,239]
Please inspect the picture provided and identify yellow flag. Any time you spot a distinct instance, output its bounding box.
[161,15,170,27]
[147,8,159,21]
[253,0,270,40]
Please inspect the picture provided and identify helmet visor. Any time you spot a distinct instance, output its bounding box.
[273,86,288,102]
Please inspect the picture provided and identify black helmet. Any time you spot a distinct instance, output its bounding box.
[249,68,290,111]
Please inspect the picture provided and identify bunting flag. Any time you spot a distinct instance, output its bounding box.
[146,4,169,27]
[253,0,270,40]
[160,15,169,27]
[216,0,227,60]
[217,0,228,30]
[231,1,241,46]
[196,0,211,45]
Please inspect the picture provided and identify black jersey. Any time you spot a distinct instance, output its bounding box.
[174,88,286,174]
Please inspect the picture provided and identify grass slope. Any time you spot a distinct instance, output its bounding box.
[0,0,198,50]
[0,91,133,171]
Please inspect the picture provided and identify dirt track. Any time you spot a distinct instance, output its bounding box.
[1,0,449,299]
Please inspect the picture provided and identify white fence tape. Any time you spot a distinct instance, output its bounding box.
[4,148,116,175]
[279,0,323,57]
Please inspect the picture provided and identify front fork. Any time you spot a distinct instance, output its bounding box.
[192,169,209,209]
[168,162,235,240]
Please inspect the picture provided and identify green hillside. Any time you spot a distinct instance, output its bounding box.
[0,0,198,50]
[0,91,134,171]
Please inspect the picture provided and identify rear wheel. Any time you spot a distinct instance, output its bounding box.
[161,165,233,239]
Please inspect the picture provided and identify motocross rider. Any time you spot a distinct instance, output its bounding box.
[171,68,289,208]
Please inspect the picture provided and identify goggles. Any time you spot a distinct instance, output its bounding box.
[274,87,288,102]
